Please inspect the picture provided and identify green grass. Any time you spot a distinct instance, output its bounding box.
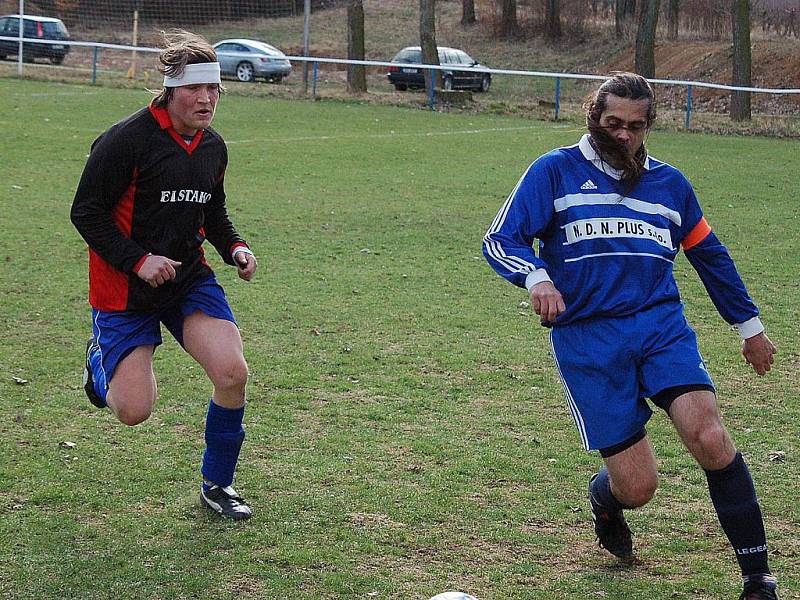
[0,77,798,599]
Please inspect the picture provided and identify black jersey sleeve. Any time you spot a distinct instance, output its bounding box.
[71,130,149,272]
[203,155,247,265]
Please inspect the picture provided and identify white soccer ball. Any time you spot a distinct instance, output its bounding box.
[428,593,479,600]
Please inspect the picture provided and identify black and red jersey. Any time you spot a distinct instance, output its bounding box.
[71,104,248,312]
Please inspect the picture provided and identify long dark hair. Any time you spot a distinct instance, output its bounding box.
[584,72,657,190]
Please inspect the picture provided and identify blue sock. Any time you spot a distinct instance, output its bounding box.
[705,452,770,577]
[88,344,108,406]
[201,400,245,490]
[590,466,630,513]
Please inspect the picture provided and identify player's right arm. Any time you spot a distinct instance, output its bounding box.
[70,130,150,273]
[482,157,566,322]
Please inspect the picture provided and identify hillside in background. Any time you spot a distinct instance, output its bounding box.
[2,0,798,122]
[235,0,800,114]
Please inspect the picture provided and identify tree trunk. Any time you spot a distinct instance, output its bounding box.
[420,0,440,90]
[635,0,660,77]
[545,0,562,39]
[461,0,476,25]
[730,0,752,121]
[499,0,518,37]
[616,0,636,35]
[346,0,367,93]
[666,0,680,39]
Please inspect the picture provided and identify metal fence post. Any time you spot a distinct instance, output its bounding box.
[555,77,561,120]
[685,84,693,130]
[428,69,435,111]
[311,61,318,99]
[92,46,99,84]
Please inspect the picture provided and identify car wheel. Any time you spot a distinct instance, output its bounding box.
[478,74,491,93]
[50,55,64,65]
[442,75,453,91]
[394,84,407,91]
[236,62,255,83]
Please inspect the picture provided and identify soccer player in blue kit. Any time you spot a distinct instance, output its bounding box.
[483,73,780,600]
[72,32,257,520]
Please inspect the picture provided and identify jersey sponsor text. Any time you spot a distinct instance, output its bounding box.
[563,217,673,250]
[160,189,212,204]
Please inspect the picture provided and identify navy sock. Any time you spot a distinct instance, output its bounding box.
[201,400,245,489]
[705,452,770,577]
[590,466,630,513]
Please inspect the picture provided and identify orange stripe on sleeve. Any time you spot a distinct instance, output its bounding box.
[681,217,712,250]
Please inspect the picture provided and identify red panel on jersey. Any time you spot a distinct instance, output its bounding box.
[89,172,138,311]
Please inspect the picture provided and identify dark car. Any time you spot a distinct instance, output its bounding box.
[387,46,491,92]
[0,15,70,64]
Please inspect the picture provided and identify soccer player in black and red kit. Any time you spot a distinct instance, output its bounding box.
[71,31,256,520]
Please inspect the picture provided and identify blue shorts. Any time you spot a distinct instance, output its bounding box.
[549,302,714,452]
[90,274,237,389]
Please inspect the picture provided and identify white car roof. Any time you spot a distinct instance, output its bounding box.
[2,14,65,22]
[215,38,284,56]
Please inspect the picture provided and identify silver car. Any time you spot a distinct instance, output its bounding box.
[213,39,291,83]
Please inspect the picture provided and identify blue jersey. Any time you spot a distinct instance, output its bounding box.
[484,135,761,333]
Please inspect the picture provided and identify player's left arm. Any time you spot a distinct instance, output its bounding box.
[203,163,257,281]
[682,218,777,375]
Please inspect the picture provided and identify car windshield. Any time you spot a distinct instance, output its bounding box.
[393,48,421,63]
[42,21,67,36]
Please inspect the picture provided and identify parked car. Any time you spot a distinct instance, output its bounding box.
[213,39,291,83]
[0,14,70,64]
[387,46,491,92]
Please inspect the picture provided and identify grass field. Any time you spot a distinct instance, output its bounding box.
[0,77,797,600]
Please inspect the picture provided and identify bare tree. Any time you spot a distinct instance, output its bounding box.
[635,0,660,77]
[499,0,519,37]
[420,0,441,90]
[666,0,680,39]
[461,0,476,25]
[346,0,366,93]
[616,0,637,36]
[545,0,562,39]
[730,0,752,120]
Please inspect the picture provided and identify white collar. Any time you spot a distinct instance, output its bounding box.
[577,133,650,181]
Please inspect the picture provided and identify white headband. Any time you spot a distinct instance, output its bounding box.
[163,62,221,87]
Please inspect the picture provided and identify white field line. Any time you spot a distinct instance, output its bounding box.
[226,124,569,145]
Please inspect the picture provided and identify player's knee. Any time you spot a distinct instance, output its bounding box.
[212,359,249,393]
[696,423,730,458]
[110,389,156,426]
[116,403,153,426]
[617,475,658,507]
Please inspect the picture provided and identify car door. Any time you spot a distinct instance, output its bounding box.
[457,51,478,88]
[215,43,236,75]
[0,17,19,56]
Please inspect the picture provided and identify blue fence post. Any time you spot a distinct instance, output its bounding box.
[311,61,318,99]
[91,46,99,85]
[685,84,693,130]
[554,77,561,120]
[428,69,435,111]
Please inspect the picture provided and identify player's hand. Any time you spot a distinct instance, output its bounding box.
[136,255,182,288]
[742,331,777,376]
[235,251,257,282]
[530,281,566,324]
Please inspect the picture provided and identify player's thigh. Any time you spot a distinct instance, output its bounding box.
[107,345,157,423]
[669,390,735,470]
[603,434,658,506]
[182,311,248,390]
